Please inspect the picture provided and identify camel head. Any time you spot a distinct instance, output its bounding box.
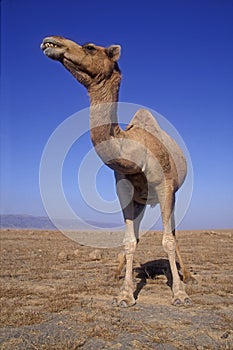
[41,36,121,88]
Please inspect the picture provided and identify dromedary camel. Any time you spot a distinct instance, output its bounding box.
[41,36,195,307]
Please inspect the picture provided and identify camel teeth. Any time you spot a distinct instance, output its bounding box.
[44,42,58,48]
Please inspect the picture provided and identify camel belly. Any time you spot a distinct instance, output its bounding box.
[125,173,160,206]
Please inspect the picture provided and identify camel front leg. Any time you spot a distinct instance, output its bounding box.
[118,219,137,307]
[115,201,145,280]
[159,182,192,306]
[113,172,143,307]
[113,216,137,307]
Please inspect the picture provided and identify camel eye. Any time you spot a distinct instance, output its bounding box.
[83,44,96,52]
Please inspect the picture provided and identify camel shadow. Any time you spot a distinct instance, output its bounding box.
[133,259,181,300]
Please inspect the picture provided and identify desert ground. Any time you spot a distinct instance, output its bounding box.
[0,228,232,349]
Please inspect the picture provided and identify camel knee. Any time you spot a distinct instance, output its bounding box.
[124,240,137,255]
[162,234,176,254]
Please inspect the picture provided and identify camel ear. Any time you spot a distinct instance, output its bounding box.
[106,45,121,61]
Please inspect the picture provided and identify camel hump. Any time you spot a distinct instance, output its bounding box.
[127,108,161,137]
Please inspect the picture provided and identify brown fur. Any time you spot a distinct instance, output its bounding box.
[41,36,196,307]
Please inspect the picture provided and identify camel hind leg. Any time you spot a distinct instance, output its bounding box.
[168,200,197,285]
[159,181,192,306]
[175,239,197,285]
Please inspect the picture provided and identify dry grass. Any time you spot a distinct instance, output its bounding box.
[0,229,233,349]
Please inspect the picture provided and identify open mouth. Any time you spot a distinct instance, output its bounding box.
[41,37,65,59]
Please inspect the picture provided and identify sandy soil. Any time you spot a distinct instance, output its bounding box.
[0,229,232,349]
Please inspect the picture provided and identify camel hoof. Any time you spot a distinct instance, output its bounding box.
[119,300,129,308]
[172,298,183,307]
[184,297,192,306]
[172,296,192,307]
[112,298,118,307]
[112,297,136,308]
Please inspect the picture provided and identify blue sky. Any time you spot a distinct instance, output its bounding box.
[1,0,233,229]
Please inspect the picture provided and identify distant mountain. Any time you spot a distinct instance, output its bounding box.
[0,214,56,230]
[0,214,122,230]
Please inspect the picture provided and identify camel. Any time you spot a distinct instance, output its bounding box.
[41,36,196,307]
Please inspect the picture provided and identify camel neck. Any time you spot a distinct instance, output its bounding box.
[88,70,122,146]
